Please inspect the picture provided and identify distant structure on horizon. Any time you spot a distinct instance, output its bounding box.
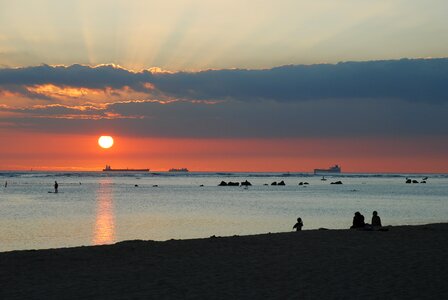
[168,168,189,172]
[314,165,341,175]
[102,165,149,172]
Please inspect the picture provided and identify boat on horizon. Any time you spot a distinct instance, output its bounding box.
[102,165,149,172]
[314,165,341,175]
[168,168,189,172]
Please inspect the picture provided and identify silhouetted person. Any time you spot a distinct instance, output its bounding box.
[4,181,7,188]
[372,211,382,227]
[54,181,59,193]
[293,217,303,231]
[351,211,365,229]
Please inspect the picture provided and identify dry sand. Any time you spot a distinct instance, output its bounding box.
[1,223,448,299]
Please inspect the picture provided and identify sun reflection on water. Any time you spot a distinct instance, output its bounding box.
[93,179,116,245]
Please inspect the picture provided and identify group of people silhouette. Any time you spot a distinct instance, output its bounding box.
[351,211,382,229]
[293,211,382,231]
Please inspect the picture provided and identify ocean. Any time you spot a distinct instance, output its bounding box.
[0,171,447,252]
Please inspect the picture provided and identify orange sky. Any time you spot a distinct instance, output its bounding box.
[1,130,447,173]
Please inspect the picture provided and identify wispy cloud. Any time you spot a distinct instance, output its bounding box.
[0,102,145,120]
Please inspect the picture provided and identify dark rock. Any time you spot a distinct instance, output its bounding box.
[298,182,303,185]
[278,180,286,186]
[271,181,277,186]
[218,181,227,186]
[406,179,412,184]
[331,181,343,185]
[241,180,252,186]
[412,180,419,184]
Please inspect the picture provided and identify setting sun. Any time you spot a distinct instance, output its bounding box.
[98,136,114,149]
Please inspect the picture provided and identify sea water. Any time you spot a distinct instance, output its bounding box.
[0,171,447,252]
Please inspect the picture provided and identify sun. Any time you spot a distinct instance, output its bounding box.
[98,136,114,149]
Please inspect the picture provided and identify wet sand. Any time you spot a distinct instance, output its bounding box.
[1,223,448,299]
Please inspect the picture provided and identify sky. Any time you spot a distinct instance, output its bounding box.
[1,0,448,172]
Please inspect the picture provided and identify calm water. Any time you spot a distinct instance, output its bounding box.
[0,171,447,252]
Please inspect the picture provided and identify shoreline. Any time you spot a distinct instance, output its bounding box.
[0,222,438,254]
[2,223,448,299]
[0,223,442,254]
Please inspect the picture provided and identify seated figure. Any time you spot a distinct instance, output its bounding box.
[351,212,365,229]
[371,211,382,227]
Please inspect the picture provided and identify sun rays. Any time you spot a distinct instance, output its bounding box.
[2,1,448,71]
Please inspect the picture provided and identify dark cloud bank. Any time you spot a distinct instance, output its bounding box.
[1,58,448,138]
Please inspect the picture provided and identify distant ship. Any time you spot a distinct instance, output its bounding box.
[168,168,189,172]
[102,165,149,172]
[314,165,341,175]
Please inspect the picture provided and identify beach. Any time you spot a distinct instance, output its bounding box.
[2,223,448,299]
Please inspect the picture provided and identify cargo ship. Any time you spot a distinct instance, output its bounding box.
[168,168,189,172]
[102,165,149,172]
[314,164,341,175]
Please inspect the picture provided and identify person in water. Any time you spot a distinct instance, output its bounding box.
[293,217,303,231]
[371,211,382,227]
[54,181,59,193]
[351,211,365,229]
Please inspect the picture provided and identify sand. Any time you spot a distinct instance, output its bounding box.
[1,223,448,299]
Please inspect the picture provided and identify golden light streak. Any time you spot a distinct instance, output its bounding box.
[22,83,155,105]
[93,179,116,245]
[26,84,99,99]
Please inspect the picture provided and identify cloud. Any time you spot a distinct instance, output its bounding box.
[152,58,448,103]
[2,58,448,104]
[1,97,447,138]
[1,58,448,138]
[0,64,146,89]
[0,102,144,120]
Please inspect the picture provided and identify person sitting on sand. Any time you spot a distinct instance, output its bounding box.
[293,217,303,231]
[371,211,382,227]
[351,212,365,229]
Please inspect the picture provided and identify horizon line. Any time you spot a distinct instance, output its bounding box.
[0,169,446,175]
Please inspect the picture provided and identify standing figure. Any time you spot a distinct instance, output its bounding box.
[371,211,382,227]
[4,181,7,188]
[293,217,304,231]
[54,181,59,193]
